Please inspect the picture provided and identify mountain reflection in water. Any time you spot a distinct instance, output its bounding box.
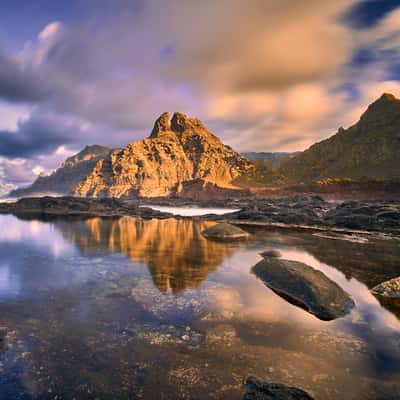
[56,217,239,293]
[0,214,400,400]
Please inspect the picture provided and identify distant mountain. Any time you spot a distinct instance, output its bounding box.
[0,180,15,197]
[277,93,400,184]
[10,145,112,198]
[74,112,253,197]
[243,152,300,166]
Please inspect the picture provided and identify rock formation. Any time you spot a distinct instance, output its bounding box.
[10,145,112,197]
[276,93,400,183]
[74,112,253,198]
[243,377,314,400]
[372,277,400,302]
[252,257,355,320]
[201,222,250,240]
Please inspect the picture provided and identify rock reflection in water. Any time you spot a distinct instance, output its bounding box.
[57,217,241,293]
[0,215,400,399]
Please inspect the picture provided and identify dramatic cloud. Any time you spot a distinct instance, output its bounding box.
[0,49,48,103]
[0,112,83,157]
[0,0,399,188]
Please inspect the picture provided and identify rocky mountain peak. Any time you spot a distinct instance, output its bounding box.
[150,111,207,138]
[359,92,400,126]
[149,112,171,138]
[171,112,204,133]
[274,93,400,183]
[74,112,253,198]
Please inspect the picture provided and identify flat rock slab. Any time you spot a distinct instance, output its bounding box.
[252,258,355,321]
[201,222,249,240]
[243,377,314,400]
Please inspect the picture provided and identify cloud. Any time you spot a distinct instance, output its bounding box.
[160,0,356,94]
[0,49,49,103]
[0,158,34,185]
[0,0,399,190]
[0,112,83,157]
[0,101,31,131]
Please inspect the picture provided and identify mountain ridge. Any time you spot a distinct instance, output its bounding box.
[275,93,400,184]
[10,145,112,198]
[7,93,400,199]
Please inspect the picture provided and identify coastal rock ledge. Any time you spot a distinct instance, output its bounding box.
[243,377,314,400]
[252,258,355,320]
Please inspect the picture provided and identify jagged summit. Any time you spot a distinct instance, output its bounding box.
[150,112,207,138]
[74,112,252,197]
[150,112,171,137]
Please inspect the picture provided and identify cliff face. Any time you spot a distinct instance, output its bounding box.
[10,145,112,197]
[74,112,253,198]
[277,93,400,183]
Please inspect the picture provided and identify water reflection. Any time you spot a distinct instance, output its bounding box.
[56,217,241,293]
[0,215,399,399]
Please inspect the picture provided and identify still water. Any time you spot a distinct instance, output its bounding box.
[0,214,399,399]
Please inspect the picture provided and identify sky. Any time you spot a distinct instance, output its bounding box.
[0,0,400,190]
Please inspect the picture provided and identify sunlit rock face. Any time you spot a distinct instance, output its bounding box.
[57,216,240,293]
[74,112,253,198]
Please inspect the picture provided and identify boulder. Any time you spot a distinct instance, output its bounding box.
[201,223,249,240]
[243,377,314,400]
[252,258,355,320]
[260,250,282,258]
[371,277,400,307]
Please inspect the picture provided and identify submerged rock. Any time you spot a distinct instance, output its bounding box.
[252,258,355,320]
[371,277,400,307]
[243,377,314,400]
[260,250,282,258]
[201,222,249,240]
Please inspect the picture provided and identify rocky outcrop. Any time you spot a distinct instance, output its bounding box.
[223,196,400,234]
[276,93,400,183]
[372,277,400,300]
[252,258,355,320]
[243,377,314,400]
[201,222,250,240]
[74,112,253,198]
[0,196,172,219]
[10,145,112,197]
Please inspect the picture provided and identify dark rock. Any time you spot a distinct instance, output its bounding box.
[201,223,250,240]
[326,214,376,230]
[252,258,355,320]
[243,377,314,400]
[260,250,282,258]
[376,211,400,220]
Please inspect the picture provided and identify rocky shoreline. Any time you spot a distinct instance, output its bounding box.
[0,195,399,236]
